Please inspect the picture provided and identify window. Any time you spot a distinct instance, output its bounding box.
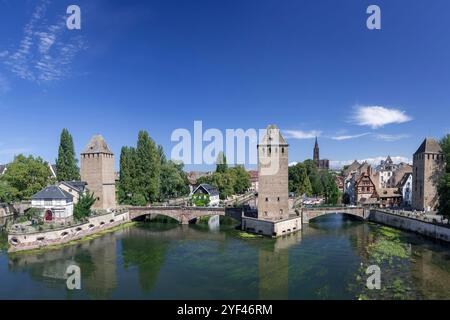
[265,197,268,202]
[277,197,280,202]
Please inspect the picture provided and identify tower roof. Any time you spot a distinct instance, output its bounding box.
[414,138,442,155]
[82,135,113,155]
[259,124,288,146]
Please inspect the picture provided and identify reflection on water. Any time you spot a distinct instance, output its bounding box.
[1,214,450,300]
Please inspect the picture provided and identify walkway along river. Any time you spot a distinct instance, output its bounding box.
[1,214,450,300]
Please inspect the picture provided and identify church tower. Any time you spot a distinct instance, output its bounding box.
[313,137,320,163]
[257,125,289,221]
[80,135,116,210]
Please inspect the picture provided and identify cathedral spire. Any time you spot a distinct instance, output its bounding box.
[313,137,320,162]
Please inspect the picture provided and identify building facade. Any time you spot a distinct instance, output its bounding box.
[412,138,446,211]
[58,181,87,204]
[398,172,413,207]
[355,170,379,206]
[80,135,116,210]
[192,183,220,207]
[257,125,289,221]
[31,185,74,222]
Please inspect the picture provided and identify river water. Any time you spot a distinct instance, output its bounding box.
[1,214,450,300]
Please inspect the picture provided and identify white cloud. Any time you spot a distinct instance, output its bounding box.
[331,132,371,141]
[0,51,8,58]
[375,134,410,142]
[352,106,412,129]
[4,0,86,83]
[284,130,321,140]
[330,156,411,169]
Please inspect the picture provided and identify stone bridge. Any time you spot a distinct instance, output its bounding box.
[128,206,242,225]
[301,206,369,223]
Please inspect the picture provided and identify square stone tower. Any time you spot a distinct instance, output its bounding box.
[80,135,116,210]
[257,125,289,221]
[412,138,445,211]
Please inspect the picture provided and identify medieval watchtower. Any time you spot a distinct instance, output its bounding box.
[80,135,116,210]
[257,125,289,221]
[412,138,445,211]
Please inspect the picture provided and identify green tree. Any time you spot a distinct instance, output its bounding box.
[320,171,340,205]
[0,155,53,201]
[304,159,323,196]
[56,129,80,181]
[216,152,228,173]
[289,163,313,196]
[0,179,15,203]
[159,161,190,201]
[136,130,161,203]
[229,166,251,194]
[438,134,450,217]
[118,146,137,204]
[74,192,96,221]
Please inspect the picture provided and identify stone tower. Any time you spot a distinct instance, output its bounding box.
[313,137,320,163]
[80,135,116,210]
[412,138,445,211]
[257,125,289,221]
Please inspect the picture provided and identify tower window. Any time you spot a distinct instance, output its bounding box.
[282,147,285,154]
[265,197,268,202]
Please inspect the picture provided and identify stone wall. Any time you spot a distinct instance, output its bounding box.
[81,153,116,210]
[257,138,289,220]
[8,211,129,252]
[412,152,445,211]
[369,210,450,243]
[242,216,302,237]
[0,203,14,218]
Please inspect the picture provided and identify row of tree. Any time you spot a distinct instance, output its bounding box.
[289,159,340,205]
[117,130,190,206]
[197,152,251,200]
[0,129,80,203]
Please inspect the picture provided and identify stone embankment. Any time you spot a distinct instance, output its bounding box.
[369,209,450,243]
[8,210,130,253]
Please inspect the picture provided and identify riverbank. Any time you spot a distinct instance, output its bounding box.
[369,209,450,243]
[7,210,130,253]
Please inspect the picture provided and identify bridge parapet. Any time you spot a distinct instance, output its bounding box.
[301,206,368,223]
[128,206,226,224]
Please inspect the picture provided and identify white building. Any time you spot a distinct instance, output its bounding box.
[192,184,220,207]
[58,181,87,204]
[398,172,413,207]
[31,185,74,222]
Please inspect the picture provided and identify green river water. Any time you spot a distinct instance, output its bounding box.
[1,214,450,300]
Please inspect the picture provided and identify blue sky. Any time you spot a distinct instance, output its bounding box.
[0,0,449,171]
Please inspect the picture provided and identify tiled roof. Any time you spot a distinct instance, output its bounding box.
[82,135,113,155]
[193,184,220,197]
[60,181,87,192]
[259,124,288,146]
[32,185,73,201]
[414,138,443,155]
[378,188,402,198]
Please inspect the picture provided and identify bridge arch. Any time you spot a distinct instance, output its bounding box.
[301,207,368,224]
[128,206,226,225]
